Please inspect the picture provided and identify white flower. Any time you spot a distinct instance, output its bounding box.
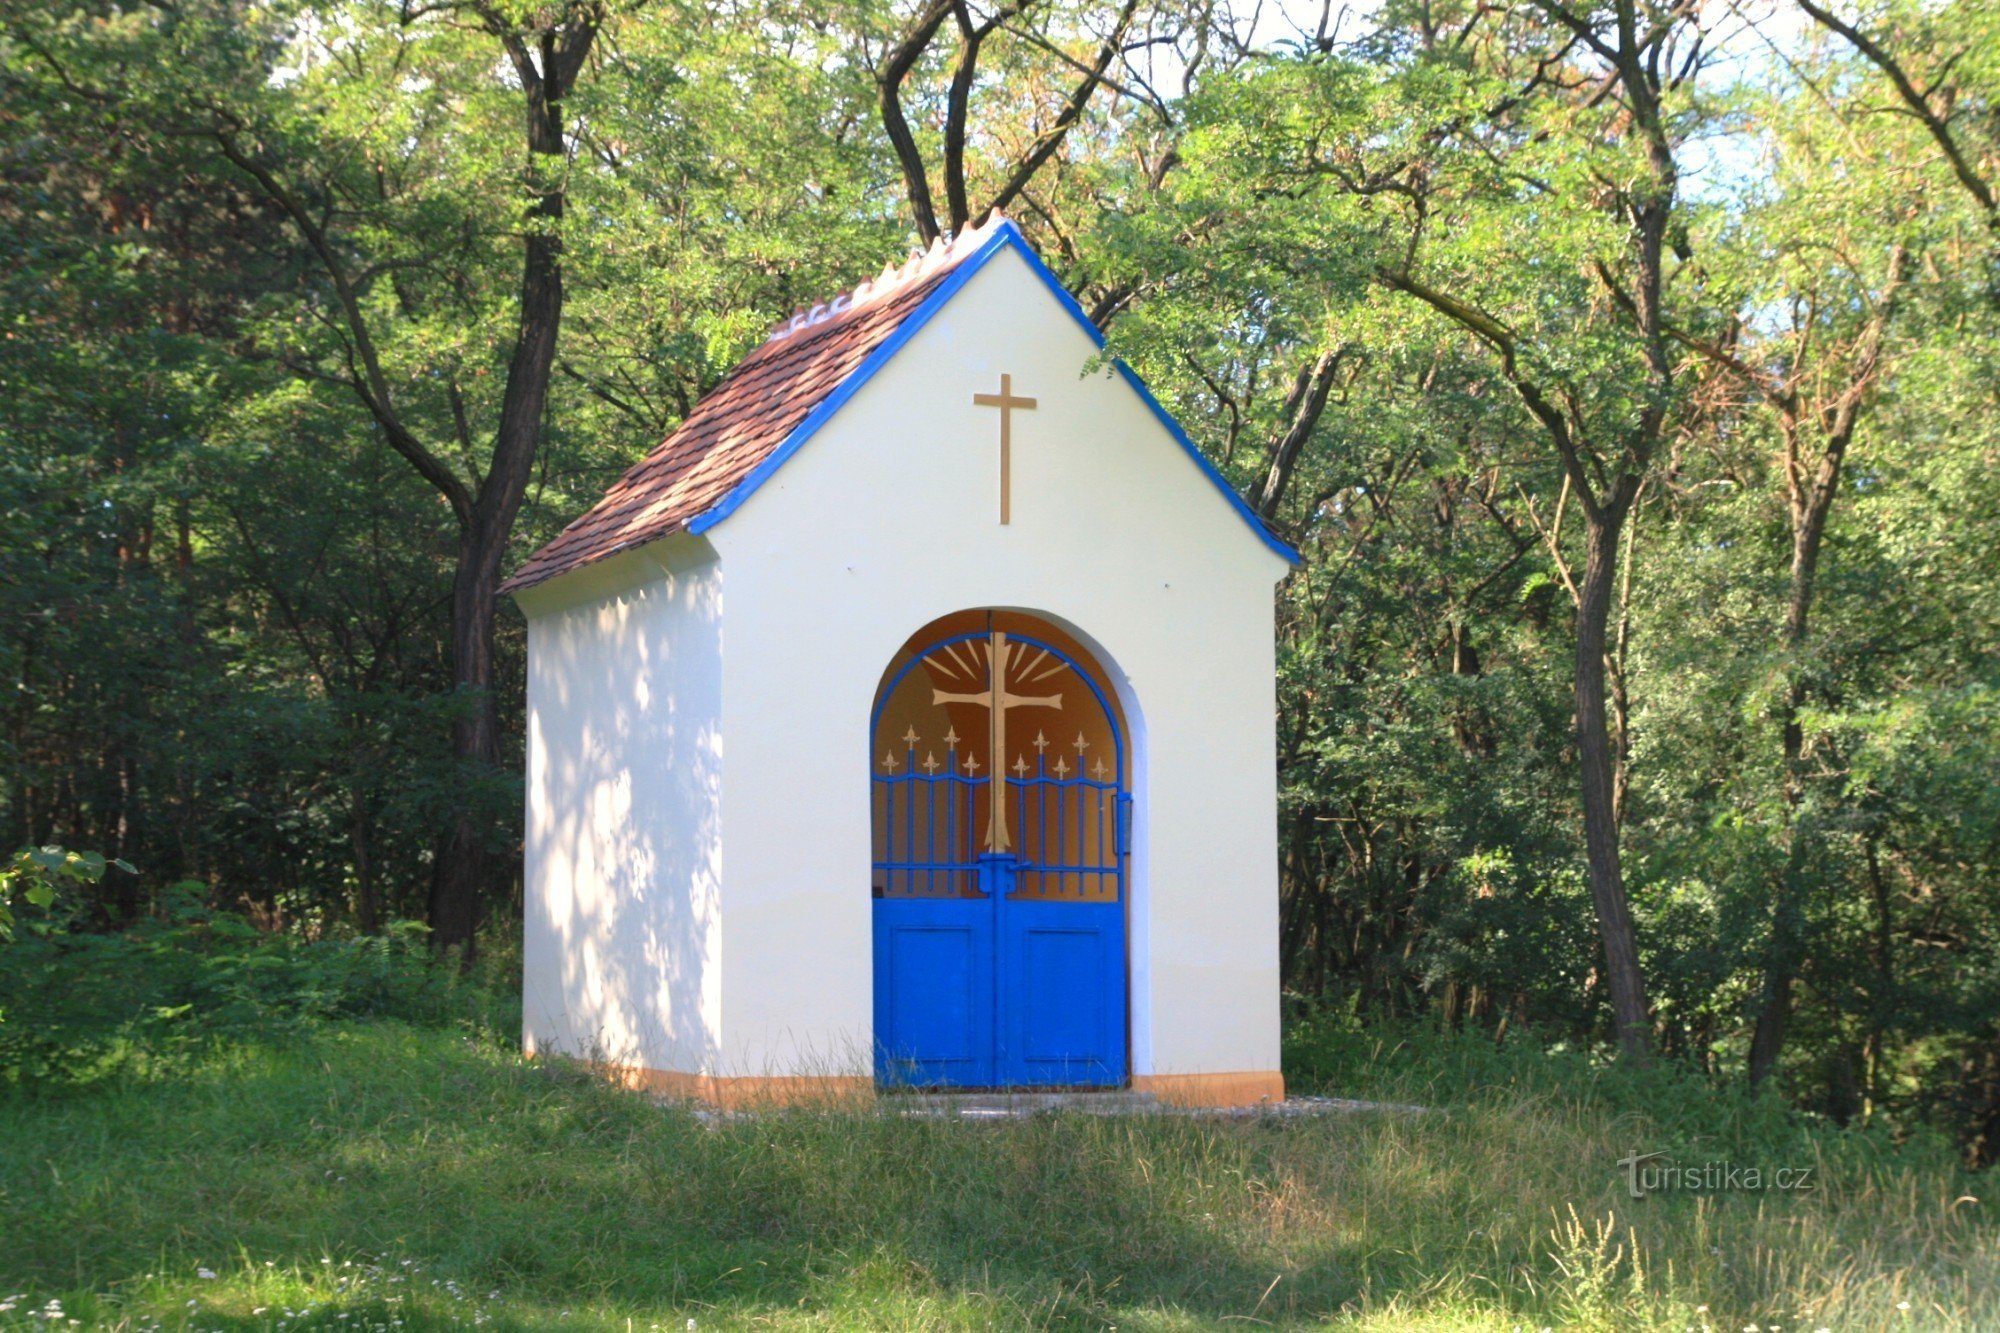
[1897,1302,1911,1311]
[197,1268,217,1280]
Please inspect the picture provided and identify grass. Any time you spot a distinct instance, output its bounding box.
[2,1024,1993,1330]
[0,935,1994,1329]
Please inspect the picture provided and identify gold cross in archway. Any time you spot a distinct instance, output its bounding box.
[931,630,1061,851]
[972,374,1036,524]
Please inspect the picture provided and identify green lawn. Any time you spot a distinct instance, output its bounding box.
[1,1014,1993,1330]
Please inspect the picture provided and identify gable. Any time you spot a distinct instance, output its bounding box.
[504,219,1297,596]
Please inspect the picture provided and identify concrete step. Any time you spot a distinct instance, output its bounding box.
[884,1088,1163,1118]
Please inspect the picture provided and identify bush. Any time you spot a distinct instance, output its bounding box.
[0,893,517,1088]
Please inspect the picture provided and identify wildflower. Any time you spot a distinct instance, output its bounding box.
[197,1268,217,1280]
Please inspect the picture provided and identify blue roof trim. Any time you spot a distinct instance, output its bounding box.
[686,221,1018,537]
[688,219,1301,565]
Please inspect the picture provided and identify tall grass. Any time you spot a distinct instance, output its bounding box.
[0,1018,1991,1329]
[0,936,1991,1329]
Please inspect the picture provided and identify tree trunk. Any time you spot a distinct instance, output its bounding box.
[1748,421,1841,1088]
[426,226,565,953]
[424,14,593,954]
[427,537,501,951]
[1576,501,1652,1062]
[352,786,378,936]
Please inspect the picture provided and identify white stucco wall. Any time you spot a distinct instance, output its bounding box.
[706,246,1289,1082]
[517,538,725,1075]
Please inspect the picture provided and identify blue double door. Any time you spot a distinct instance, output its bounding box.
[874,854,1126,1089]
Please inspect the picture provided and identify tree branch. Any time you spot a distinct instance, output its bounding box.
[877,0,955,242]
[211,129,473,525]
[985,0,1140,218]
[1798,0,1998,226]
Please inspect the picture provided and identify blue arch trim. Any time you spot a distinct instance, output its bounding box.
[685,220,1302,565]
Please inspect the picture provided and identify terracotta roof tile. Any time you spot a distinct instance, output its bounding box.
[504,217,1009,595]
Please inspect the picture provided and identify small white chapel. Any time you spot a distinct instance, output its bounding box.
[503,215,1296,1107]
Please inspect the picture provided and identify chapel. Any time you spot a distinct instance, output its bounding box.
[504,215,1295,1106]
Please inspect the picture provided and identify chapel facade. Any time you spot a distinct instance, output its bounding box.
[505,216,1294,1107]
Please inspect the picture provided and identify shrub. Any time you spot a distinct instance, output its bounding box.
[0,894,517,1088]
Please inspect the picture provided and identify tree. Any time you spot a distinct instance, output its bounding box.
[12,0,608,949]
[1308,0,1709,1060]
[221,1,607,950]
[1670,57,1928,1083]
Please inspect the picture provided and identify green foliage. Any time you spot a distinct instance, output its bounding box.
[3,0,2000,1163]
[0,846,131,944]
[0,898,515,1087]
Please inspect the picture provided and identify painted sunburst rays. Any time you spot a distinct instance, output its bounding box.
[881,634,1119,789]
[920,634,1067,698]
[914,632,1071,853]
[915,633,1068,780]
[871,622,1125,897]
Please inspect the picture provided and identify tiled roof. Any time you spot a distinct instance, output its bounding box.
[502,216,1012,594]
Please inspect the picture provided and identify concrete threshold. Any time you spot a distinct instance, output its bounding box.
[875,1090,1433,1120]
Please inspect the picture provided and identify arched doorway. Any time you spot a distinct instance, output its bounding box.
[870,610,1130,1088]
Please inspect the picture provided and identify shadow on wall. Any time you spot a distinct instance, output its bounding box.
[523,552,724,1078]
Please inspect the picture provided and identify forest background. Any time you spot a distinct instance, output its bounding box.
[4,0,1997,1161]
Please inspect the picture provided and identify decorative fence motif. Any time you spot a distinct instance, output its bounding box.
[871,629,1128,903]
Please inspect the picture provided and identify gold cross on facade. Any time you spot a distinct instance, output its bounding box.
[932,630,1062,851]
[972,374,1037,525]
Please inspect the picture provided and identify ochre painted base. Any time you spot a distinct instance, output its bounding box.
[606,1066,875,1110]
[1131,1071,1286,1108]
[575,1061,1285,1111]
